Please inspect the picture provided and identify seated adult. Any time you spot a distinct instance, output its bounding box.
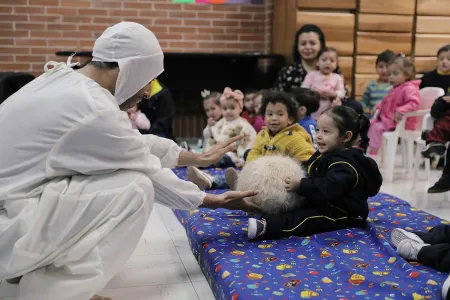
[274,23,363,115]
[138,79,177,142]
[0,22,256,300]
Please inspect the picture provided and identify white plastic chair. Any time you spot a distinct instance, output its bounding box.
[378,87,444,183]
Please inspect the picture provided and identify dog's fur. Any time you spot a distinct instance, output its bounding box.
[236,155,306,214]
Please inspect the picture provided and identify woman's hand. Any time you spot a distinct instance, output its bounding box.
[199,135,243,167]
[443,96,450,103]
[331,98,342,107]
[202,190,260,212]
[285,177,300,192]
[178,135,243,167]
[394,112,403,122]
[322,90,337,99]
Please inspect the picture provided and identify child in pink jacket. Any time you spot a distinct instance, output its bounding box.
[368,55,420,155]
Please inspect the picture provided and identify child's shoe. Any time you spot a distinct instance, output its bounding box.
[421,142,447,159]
[225,168,240,190]
[396,239,426,261]
[248,218,267,240]
[187,167,213,190]
[391,228,424,248]
[428,174,450,194]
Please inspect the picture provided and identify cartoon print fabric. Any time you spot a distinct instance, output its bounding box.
[173,168,448,300]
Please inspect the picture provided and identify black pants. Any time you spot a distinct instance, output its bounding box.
[415,224,450,272]
[260,205,356,239]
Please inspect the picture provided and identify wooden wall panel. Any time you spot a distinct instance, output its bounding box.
[416,16,450,34]
[297,0,356,9]
[359,14,413,32]
[355,74,379,97]
[356,56,377,74]
[415,57,437,73]
[357,32,412,55]
[360,0,415,15]
[415,34,450,56]
[272,0,298,64]
[417,0,450,16]
[339,56,353,84]
[297,11,355,56]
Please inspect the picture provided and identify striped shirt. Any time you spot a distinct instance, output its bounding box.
[360,80,392,112]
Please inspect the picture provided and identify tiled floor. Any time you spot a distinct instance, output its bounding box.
[1,160,450,300]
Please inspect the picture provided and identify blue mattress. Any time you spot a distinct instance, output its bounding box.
[173,167,449,300]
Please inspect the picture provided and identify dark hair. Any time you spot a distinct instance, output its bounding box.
[89,60,119,70]
[292,24,326,63]
[203,92,221,106]
[437,44,450,57]
[244,88,259,95]
[389,55,416,81]
[323,106,371,150]
[261,91,298,123]
[376,49,396,66]
[317,46,338,60]
[290,88,320,115]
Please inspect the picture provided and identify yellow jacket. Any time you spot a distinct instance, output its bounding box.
[247,123,315,163]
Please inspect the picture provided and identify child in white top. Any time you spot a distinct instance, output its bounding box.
[205,87,257,168]
[302,47,346,120]
[201,90,222,148]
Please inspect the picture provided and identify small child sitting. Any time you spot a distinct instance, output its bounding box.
[360,50,396,116]
[251,90,265,133]
[420,44,450,94]
[127,104,151,130]
[290,87,320,147]
[187,91,315,190]
[203,87,256,168]
[201,89,222,149]
[301,47,346,120]
[368,55,421,155]
[241,89,257,124]
[391,226,450,299]
[247,106,382,240]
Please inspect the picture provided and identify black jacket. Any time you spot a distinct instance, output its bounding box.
[297,148,382,220]
[138,83,176,142]
[420,69,450,94]
[430,95,450,119]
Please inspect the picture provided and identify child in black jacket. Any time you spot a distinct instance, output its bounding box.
[248,106,383,239]
[421,94,450,193]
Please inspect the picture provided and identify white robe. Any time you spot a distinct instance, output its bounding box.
[0,63,205,299]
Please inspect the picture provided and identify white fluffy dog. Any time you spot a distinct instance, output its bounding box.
[236,155,306,214]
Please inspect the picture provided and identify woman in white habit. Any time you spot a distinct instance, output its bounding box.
[0,22,257,300]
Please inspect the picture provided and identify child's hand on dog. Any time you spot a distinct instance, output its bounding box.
[284,177,300,192]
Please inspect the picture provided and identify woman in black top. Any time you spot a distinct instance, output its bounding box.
[274,24,363,114]
[274,24,344,92]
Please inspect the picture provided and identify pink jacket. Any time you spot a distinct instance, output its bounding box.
[376,80,421,131]
[253,115,264,133]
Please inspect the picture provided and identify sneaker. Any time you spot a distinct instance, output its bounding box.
[396,239,425,261]
[187,167,213,190]
[421,142,447,159]
[248,218,267,240]
[225,168,239,191]
[428,174,450,194]
[442,275,450,300]
[391,228,424,248]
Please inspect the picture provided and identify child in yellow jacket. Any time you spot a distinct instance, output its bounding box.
[187,91,315,190]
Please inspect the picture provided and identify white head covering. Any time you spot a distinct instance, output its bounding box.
[92,22,164,105]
